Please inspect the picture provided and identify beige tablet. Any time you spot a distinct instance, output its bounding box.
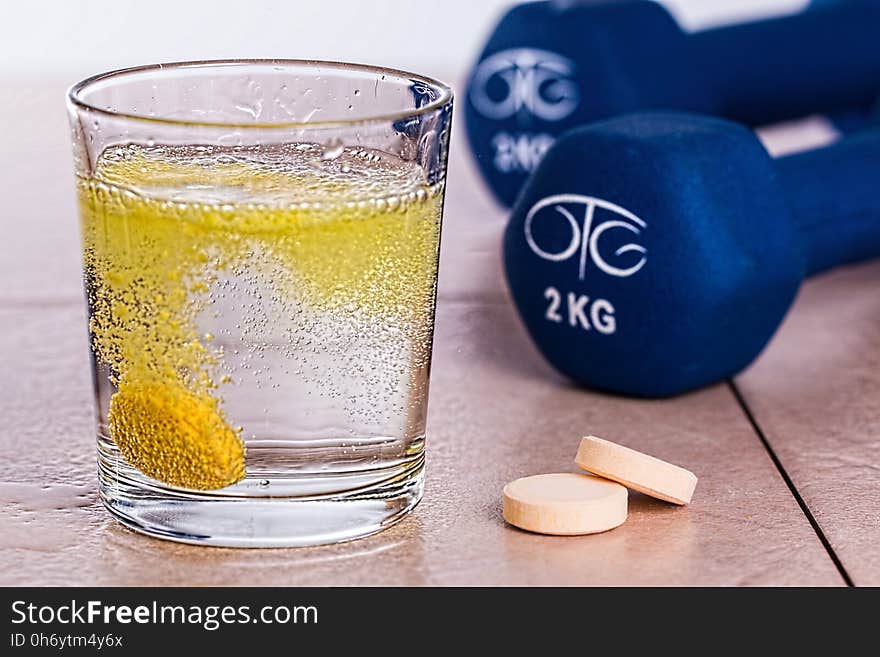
[502,473,628,535]
[575,435,697,505]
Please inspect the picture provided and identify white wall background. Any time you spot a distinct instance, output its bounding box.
[7,0,809,81]
[0,0,825,305]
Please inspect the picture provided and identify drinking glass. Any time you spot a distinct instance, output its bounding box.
[67,60,452,547]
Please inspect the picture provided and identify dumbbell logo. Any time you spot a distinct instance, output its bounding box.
[469,48,580,121]
[524,194,648,281]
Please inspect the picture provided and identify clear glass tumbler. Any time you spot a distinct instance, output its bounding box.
[67,60,453,547]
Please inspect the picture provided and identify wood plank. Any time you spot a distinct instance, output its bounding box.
[0,302,843,585]
[737,261,880,586]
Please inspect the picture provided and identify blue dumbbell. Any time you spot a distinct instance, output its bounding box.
[466,0,880,207]
[503,113,880,397]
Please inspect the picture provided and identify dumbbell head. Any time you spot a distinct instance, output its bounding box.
[467,0,880,207]
[503,113,805,397]
[466,0,685,207]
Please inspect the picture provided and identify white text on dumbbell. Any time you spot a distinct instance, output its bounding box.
[470,48,580,121]
[525,194,647,281]
[544,287,616,334]
[491,132,555,173]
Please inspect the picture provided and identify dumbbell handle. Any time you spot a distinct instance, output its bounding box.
[691,2,880,124]
[777,130,880,276]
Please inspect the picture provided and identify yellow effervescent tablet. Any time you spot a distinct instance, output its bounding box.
[575,436,697,505]
[502,473,628,536]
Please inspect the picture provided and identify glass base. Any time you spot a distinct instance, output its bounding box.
[98,455,424,548]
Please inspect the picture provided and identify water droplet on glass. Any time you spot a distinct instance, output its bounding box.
[259,479,270,487]
[353,89,361,96]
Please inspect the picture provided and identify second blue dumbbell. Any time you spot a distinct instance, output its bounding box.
[465,0,880,207]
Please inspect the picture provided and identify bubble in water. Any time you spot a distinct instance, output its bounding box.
[321,138,345,161]
[79,140,442,490]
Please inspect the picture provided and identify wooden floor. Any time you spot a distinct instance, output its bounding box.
[0,82,876,586]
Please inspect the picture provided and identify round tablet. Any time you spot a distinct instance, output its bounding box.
[502,473,628,535]
[575,436,697,505]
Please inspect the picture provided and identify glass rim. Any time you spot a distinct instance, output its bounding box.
[67,58,454,130]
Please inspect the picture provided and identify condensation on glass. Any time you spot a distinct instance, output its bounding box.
[67,60,453,546]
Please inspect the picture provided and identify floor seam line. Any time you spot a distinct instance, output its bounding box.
[727,379,855,587]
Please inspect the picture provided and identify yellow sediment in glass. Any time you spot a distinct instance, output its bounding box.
[79,143,443,490]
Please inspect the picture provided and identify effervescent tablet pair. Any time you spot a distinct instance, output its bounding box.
[502,436,697,536]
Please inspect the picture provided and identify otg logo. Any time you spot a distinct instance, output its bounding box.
[524,194,648,281]
[470,48,580,121]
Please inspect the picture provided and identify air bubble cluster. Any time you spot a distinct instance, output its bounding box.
[79,142,443,489]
